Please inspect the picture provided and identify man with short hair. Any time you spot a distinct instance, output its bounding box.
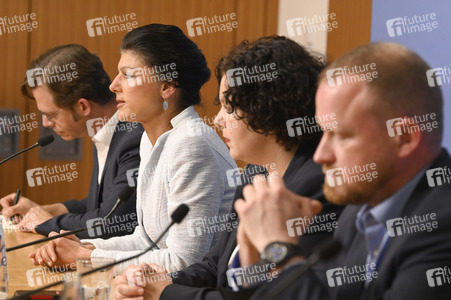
[236,42,451,299]
[0,44,143,239]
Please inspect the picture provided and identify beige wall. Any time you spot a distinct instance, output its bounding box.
[0,0,279,205]
[277,0,330,54]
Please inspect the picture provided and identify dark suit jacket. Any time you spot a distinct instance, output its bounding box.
[35,122,143,239]
[251,149,451,300]
[161,141,343,300]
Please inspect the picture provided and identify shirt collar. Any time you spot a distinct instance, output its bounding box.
[170,106,197,128]
[356,165,430,232]
[91,111,119,146]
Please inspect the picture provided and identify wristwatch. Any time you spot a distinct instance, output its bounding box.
[260,242,302,267]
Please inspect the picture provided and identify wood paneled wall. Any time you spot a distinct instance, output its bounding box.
[0,0,278,205]
[326,0,372,63]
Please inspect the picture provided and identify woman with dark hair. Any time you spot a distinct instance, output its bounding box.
[30,24,237,272]
[114,36,342,300]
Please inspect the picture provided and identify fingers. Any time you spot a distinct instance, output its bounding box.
[48,231,60,237]
[310,199,323,216]
[0,193,15,208]
[34,241,57,267]
[139,263,156,274]
[0,194,15,219]
[3,207,22,221]
[17,217,33,232]
[114,275,144,299]
[2,195,32,219]
[29,253,38,266]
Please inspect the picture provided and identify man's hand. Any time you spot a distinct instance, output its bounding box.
[0,193,38,221]
[18,207,54,233]
[29,230,92,267]
[235,176,323,253]
[236,223,260,266]
[114,263,173,300]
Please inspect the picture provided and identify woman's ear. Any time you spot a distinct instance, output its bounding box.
[160,82,177,100]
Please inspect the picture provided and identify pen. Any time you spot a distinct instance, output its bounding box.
[9,188,20,225]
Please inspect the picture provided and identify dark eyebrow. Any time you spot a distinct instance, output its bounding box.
[40,110,55,116]
[119,65,138,72]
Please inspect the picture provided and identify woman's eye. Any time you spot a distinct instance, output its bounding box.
[124,72,134,79]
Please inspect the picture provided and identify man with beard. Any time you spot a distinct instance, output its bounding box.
[235,42,451,299]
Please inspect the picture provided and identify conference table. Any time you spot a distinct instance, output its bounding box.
[4,225,116,299]
[5,226,68,297]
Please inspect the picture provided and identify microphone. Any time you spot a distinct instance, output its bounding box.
[10,204,190,300]
[261,238,342,300]
[6,186,134,252]
[0,135,54,166]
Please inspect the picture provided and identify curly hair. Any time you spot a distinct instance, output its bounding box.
[215,36,324,151]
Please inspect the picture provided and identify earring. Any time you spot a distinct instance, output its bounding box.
[163,98,168,111]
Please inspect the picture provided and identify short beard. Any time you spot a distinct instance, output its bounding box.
[323,183,372,206]
[323,163,394,206]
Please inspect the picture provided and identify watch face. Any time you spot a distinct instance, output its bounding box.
[264,243,288,263]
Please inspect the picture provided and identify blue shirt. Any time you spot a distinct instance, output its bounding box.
[356,166,429,276]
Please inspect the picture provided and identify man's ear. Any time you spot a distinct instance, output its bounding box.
[75,99,92,117]
[159,82,177,100]
[393,117,422,158]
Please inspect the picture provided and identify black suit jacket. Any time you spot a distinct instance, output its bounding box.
[251,149,451,300]
[161,141,343,300]
[35,122,143,239]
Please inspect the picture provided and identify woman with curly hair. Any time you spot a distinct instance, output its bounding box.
[114,35,342,300]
